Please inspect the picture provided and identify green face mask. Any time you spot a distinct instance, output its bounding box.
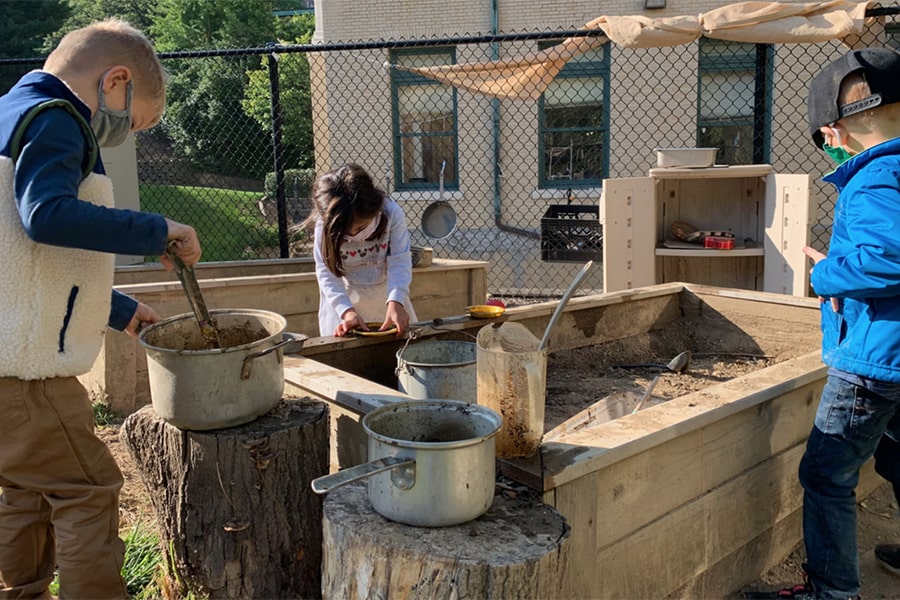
[823,144,853,166]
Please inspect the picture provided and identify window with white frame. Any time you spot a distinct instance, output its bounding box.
[698,38,772,165]
[538,41,609,188]
[390,48,458,190]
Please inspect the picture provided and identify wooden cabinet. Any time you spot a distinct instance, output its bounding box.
[602,165,811,296]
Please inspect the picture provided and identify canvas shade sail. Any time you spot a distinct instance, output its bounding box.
[393,0,874,101]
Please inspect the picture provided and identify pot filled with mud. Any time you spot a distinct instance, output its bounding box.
[138,309,307,431]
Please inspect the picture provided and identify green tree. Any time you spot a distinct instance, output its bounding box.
[150,0,278,179]
[242,14,316,170]
[0,0,69,93]
[41,0,157,51]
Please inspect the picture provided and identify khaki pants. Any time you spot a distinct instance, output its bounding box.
[0,377,127,600]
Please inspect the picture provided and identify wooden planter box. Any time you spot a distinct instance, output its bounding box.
[283,282,883,599]
[80,257,487,414]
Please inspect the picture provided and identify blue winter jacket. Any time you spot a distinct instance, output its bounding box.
[812,136,900,382]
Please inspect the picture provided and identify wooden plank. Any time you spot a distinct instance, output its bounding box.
[571,444,806,598]
[113,257,318,286]
[602,177,656,292]
[649,164,773,180]
[552,470,600,600]
[668,507,803,599]
[686,286,820,323]
[559,446,884,599]
[668,461,883,599]
[764,173,813,296]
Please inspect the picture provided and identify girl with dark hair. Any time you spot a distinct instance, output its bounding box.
[307,163,417,337]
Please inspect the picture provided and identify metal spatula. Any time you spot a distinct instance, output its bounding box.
[166,245,221,349]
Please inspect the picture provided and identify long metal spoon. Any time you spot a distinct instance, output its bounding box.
[538,260,593,352]
[166,245,221,349]
[631,351,692,414]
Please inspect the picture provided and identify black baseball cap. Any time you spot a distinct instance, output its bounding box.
[807,47,900,149]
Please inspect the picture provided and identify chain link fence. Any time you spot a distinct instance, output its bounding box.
[2,6,897,299]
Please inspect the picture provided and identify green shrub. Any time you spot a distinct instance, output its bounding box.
[264,168,316,201]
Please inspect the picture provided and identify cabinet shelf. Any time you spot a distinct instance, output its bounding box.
[655,247,765,257]
[602,164,811,296]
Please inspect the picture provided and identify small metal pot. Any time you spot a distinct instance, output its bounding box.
[139,309,307,431]
[311,400,501,527]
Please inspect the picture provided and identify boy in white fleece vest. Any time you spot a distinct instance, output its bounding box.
[0,19,202,599]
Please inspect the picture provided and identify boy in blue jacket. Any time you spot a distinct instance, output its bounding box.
[0,19,201,599]
[751,48,900,599]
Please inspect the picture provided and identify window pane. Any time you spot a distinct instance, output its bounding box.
[699,71,754,119]
[543,130,604,180]
[542,81,604,182]
[398,86,454,133]
[698,125,753,165]
[401,136,455,184]
[392,49,457,188]
[698,38,768,165]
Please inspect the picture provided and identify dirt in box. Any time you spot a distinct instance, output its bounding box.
[545,305,823,430]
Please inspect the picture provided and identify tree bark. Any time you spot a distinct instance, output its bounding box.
[322,481,570,599]
[122,398,328,600]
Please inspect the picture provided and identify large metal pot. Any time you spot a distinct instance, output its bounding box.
[311,400,501,527]
[138,308,307,431]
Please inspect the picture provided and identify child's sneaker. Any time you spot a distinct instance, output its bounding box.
[743,582,815,599]
[875,543,900,577]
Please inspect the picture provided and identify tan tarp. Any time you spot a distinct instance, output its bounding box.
[395,0,873,100]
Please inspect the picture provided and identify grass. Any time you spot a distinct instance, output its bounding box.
[48,520,164,599]
[139,184,280,262]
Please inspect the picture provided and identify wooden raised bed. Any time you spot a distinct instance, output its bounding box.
[283,282,884,599]
[80,257,487,414]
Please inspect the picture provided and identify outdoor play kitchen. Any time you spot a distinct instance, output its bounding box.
[110,246,883,598]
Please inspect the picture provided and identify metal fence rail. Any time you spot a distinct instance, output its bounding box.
[2,7,897,299]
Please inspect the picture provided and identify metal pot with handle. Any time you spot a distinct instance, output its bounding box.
[311,399,501,527]
[139,308,307,431]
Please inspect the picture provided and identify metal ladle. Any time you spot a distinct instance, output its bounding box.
[630,350,692,414]
[166,244,221,349]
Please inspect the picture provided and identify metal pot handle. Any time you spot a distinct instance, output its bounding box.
[241,332,308,380]
[311,456,416,494]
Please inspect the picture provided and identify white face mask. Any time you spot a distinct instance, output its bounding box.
[344,212,381,242]
[91,75,133,147]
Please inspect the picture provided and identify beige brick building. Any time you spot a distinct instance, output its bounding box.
[307,0,883,295]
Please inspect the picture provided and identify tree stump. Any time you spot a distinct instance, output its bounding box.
[122,397,328,600]
[322,481,570,599]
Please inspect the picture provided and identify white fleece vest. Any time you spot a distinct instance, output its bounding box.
[0,157,115,379]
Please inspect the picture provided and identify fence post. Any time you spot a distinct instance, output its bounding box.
[268,48,290,258]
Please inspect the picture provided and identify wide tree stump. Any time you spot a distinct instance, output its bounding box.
[122,397,328,600]
[322,481,570,599]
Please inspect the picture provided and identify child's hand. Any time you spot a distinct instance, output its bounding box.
[802,245,839,312]
[161,219,202,270]
[125,302,160,338]
[335,309,367,337]
[384,301,410,336]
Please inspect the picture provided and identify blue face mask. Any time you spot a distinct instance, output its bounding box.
[823,143,853,166]
[91,77,133,147]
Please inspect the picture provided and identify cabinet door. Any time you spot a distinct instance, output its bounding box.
[602,177,655,292]
[763,173,812,296]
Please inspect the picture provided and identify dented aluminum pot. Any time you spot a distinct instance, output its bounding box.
[311,400,501,527]
[138,309,307,431]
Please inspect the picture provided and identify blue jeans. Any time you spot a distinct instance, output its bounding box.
[799,370,900,599]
